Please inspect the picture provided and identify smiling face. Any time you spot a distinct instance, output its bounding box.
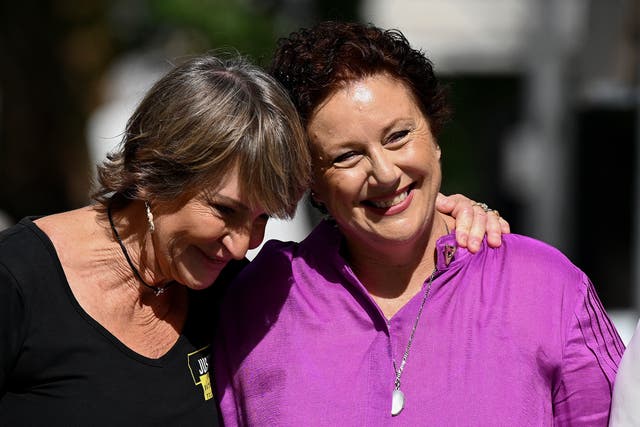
[151,164,268,290]
[307,74,442,255]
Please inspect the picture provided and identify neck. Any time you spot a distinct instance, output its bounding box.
[345,213,448,318]
[35,206,188,358]
[106,201,168,295]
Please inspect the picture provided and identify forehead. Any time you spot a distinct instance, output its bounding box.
[321,75,418,114]
[191,163,241,204]
[211,163,242,197]
[196,165,268,214]
[351,82,374,103]
[308,75,423,138]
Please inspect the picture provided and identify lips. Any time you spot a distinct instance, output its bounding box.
[198,247,229,267]
[362,184,415,215]
[368,190,410,208]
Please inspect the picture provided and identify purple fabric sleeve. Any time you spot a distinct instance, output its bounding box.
[554,278,624,425]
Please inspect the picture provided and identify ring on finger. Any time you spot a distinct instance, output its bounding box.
[472,202,490,212]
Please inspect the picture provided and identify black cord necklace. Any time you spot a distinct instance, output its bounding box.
[107,203,173,296]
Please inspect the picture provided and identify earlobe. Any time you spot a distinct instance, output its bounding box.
[435,144,441,160]
[310,190,324,205]
[309,190,329,214]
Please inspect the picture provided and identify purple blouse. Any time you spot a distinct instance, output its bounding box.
[215,220,623,426]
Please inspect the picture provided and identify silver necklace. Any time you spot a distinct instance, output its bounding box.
[391,268,436,416]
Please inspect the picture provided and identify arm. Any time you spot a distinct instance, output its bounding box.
[0,263,27,391]
[436,193,510,253]
[554,277,624,426]
[214,328,242,427]
[609,320,640,426]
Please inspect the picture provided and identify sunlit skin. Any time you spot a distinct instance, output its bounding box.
[146,164,268,291]
[308,74,445,260]
[307,74,450,314]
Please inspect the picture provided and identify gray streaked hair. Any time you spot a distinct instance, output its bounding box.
[93,53,310,218]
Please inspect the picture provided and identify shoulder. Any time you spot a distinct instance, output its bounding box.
[490,233,584,281]
[499,233,574,262]
[216,239,299,348]
[0,221,42,356]
[228,219,342,290]
[219,221,341,320]
[0,217,52,272]
[465,234,590,305]
[250,238,298,269]
[224,238,298,302]
[0,217,37,247]
[0,217,63,299]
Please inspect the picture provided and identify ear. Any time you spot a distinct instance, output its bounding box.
[435,144,441,160]
[308,188,329,214]
[309,188,325,205]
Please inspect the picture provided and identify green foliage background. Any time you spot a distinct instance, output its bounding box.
[0,0,360,220]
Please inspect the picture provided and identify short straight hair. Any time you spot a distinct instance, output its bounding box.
[94,54,310,218]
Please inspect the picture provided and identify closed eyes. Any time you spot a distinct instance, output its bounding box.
[212,203,236,217]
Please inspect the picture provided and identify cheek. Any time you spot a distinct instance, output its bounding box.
[315,169,366,210]
[179,216,225,244]
[405,143,441,172]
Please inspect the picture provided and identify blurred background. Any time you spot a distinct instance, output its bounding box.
[1,0,638,340]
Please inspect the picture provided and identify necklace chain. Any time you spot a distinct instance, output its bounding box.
[393,268,436,390]
[107,204,173,296]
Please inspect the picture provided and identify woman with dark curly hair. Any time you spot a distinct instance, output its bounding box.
[214,22,623,425]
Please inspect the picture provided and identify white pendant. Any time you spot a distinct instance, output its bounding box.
[391,389,405,416]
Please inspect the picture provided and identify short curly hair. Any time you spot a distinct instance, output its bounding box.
[270,21,450,134]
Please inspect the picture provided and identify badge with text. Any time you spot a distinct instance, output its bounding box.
[188,345,213,400]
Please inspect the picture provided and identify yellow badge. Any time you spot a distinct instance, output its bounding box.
[199,373,213,400]
[188,345,214,401]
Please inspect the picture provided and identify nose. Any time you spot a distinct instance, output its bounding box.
[221,229,252,260]
[221,219,268,260]
[368,148,398,185]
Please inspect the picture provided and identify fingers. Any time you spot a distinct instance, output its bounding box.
[436,193,510,253]
[483,207,511,248]
[435,192,456,213]
[466,206,490,253]
[468,205,511,252]
[436,193,474,248]
[484,209,503,249]
[499,216,511,234]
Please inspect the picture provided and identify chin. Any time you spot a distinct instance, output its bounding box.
[348,228,412,251]
[376,233,420,247]
[184,279,217,291]
[183,250,231,284]
[369,223,434,250]
[178,268,221,291]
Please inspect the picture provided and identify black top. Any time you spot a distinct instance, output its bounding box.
[0,217,238,426]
